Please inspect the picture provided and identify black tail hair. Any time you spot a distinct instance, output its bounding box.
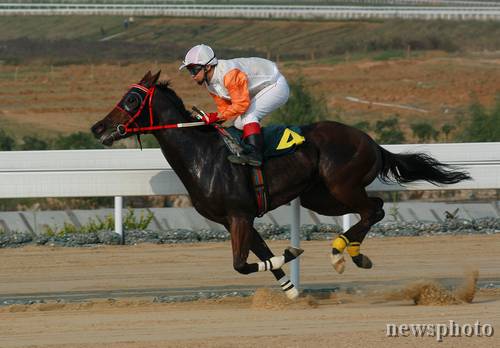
[378,146,471,186]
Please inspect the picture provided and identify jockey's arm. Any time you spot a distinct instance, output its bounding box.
[210,93,231,118]
[216,69,251,121]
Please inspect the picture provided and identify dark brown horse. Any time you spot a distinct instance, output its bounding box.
[91,71,470,299]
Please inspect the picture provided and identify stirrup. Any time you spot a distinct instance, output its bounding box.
[227,154,262,167]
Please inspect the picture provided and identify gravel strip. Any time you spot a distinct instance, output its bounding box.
[0,218,499,248]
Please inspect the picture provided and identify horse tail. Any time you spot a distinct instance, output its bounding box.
[377,145,471,185]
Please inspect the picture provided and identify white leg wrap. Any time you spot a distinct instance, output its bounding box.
[278,275,299,300]
[257,255,285,272]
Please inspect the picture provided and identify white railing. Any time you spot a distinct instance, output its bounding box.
[1,142,500,287]
[1,3,500,20]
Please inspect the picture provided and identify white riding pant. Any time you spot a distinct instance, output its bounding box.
[233,75,289,130]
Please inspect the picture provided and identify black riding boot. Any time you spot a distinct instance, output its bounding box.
[228,133,264,167]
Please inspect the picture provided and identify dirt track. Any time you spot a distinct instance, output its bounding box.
[0,234,499,347]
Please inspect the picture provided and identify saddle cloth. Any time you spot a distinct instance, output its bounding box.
[225,125,306,158]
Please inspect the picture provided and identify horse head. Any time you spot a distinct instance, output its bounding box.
[91,70,161,146]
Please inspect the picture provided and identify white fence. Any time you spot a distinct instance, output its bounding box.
[1,142,500,287]
[1,3,500,20]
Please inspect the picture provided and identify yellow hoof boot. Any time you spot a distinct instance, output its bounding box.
[332,235,349,254]
[346,242,361,258]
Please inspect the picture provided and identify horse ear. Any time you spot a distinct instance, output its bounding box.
[140,71,152,84]
[151,70,161,85]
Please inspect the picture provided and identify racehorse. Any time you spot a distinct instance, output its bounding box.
[91,71,471,299]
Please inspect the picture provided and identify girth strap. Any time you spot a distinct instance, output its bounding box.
[211,123,269,217]
[252,167,269,217]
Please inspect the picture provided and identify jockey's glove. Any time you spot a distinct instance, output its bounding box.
[201,112,221,125]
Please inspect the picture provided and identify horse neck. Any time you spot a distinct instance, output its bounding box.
[151,88,222,185]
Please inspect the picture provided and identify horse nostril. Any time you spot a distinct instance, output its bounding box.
[91,122,106,136]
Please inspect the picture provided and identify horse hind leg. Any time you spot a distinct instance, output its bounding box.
[330,193,384,273]
[349,197,384,268]
[299,185,351,274]
[299,184,379,273]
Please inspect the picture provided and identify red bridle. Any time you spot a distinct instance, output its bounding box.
[115,84,205,136]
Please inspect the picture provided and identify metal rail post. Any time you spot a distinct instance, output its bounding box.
[343,214,353,232]
[114,196,124,244]
[290,198,301,288]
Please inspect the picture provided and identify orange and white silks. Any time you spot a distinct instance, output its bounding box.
[206,57,290,130]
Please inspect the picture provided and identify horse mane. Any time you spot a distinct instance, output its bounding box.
[156,80,191,119]
[156,80,217,134]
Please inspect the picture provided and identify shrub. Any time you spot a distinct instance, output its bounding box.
[267,77,329,126]
[441,123,456,141]
[21,136,49,150]
[410,122,439,143]
[374,117,406,144]
[122,208,154,230]
[351,120,371,133]
[457,97,500,142]
[52,131,104,150]
[0,129,16,151]
[42,208,153,236]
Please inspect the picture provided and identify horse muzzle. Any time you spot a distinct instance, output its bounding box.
[100,125,127,146]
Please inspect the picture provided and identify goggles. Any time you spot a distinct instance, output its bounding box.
[187,64,204,76]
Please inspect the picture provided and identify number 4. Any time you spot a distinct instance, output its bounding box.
[276,129,305,150]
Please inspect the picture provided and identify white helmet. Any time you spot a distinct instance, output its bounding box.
[179,44,218,70]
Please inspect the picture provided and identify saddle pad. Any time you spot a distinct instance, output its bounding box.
[226,125,306,158]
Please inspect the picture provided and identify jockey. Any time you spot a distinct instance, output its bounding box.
[179,44,290,167]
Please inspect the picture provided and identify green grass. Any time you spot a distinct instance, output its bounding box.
[373,50,406,61]
[1,16,500,64]
[0,16,125,40]
[43,208,154,237]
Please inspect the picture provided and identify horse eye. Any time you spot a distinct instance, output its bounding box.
[124,95,140,111]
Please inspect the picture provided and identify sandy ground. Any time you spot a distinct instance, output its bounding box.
[0,234,499,348]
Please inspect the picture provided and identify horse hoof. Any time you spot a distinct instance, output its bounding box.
[286,246,304,258]
[283,246,304,263]
[330,253,345,274]
[352,254,373,269]
[284,286,299,300]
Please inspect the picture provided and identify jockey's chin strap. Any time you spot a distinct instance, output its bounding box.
[114,84,206,149]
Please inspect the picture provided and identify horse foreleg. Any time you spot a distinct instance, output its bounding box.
[229,216,258,275]
[229,216,287,274]
[229,220,302,274]
[250,228,300,299]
